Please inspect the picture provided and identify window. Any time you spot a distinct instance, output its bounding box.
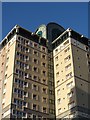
[43,107,47,113]
[55,49,58,53]
[8,42,11,46]
[66,72,72,79]
[34,43,38,48]
[30,41,33,46]
[23,113,26,117]
[38,77,41,81]
[7,49,10,53]
[20,46,25,52]
[87,54,90,58]
[34,50,38,56]
[16,52,19,56]
[58,108,61,114]
[56,72,59,77]
[5,74,7,79]
[25,48,29,53]
[69,113,75,118]
[33,115,36,120]
[29,74,32,79]
[33,94,37,100]
[24,64,29,70]
[25,73,29,78]
[42,63,46,67]
[68,101,75,109]
[57,89,60,95]
[64,55,71,62]
[6,66,8,70]
[56,64,59,69]
[86,46,89,51]
[33,104,37,110]
[43,97,47,103]
[42,47,46,52]
[6,57,9,62]
[88,61,90,66]
[63,40,69,46]
[57,80,60,86]
[16,60,20,65]
[14,99,17,104]
[64,47,70,53]
[24,92,28,97]
[24,82,28,87]
[34,59,38,64]
[25,56,29,61]
[67,91,74,98]
[42,71,46,76]
[42,79,46,84]
[33,84,37,91]
[67,81,73,88]
[33,76,37,81]
[55,56,58,61]
[18,36,20,40]
[42,88,47,94]
[25,40,29,45]
[2,62,4,66]
[14,88,17,93]
[57,98,61,104]
[42,54,46,59]
[65,63,71,70]
[33,67,38,72]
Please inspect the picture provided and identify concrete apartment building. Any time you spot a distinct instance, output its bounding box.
[52,28,90,119]
[0,25,55,119]
[0,23,90,119]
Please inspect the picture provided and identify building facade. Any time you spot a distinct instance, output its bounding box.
[52,28,90,119]
[0,25,55,119]
[0,23,90,119]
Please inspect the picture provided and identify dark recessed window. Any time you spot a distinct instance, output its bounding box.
[33,67,37,72]
[42,54,45,59]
